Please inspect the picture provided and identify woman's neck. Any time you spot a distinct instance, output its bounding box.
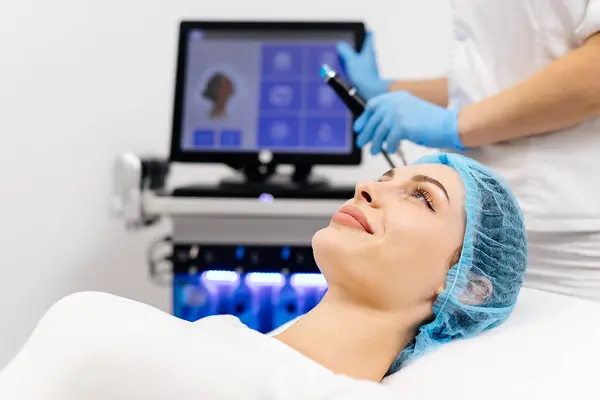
[274,291,422,382]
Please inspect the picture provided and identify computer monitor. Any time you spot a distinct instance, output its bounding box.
[169,21,365,166]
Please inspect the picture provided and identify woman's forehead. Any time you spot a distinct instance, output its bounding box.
[383,163,458,181]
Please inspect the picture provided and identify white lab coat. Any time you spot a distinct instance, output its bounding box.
[448,0,600,301]
[449,0,600,232]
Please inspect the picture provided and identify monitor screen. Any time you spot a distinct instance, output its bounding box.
[172,24,361,163]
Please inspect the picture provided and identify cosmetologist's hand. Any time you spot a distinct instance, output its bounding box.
[336,32,391,100]
[354,90,463,155]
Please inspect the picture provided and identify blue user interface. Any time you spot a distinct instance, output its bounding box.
[180,29,355,154]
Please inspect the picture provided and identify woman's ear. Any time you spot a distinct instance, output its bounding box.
[447,247,462,269]
[434,286,445,296]
[460,274,493,306]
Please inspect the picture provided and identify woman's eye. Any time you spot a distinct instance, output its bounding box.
[410,186,435,211]
[412,192,425,201]
[412,192,429,206]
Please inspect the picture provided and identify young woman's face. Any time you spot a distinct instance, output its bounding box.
[312,163,466,313]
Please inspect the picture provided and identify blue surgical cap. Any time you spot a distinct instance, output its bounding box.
[387,153,528,374]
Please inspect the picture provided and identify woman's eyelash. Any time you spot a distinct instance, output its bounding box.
[374,179,436,211]
[410,185,435,211]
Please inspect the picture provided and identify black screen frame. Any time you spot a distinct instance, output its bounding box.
[169,20,365,166]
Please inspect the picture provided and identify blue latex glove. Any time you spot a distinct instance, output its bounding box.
[337,32,392,100]
[354,91,463,155]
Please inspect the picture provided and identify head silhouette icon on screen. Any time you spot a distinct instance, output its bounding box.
[202,72,235,119]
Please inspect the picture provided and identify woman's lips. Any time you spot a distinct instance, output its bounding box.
[331,206,374,234]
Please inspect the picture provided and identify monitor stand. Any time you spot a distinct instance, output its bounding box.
[219,163,329,192]
[171,162,354,199]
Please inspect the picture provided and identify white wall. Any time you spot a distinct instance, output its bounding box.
[0,0,451,367]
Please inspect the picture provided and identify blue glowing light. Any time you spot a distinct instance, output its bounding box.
[291,273,327,287]
[235,246,245,260]
[200,270,326,288]
[246,272,284,285]
[202,270,239,283]
[258,193,274,203]
[281,246,291,261]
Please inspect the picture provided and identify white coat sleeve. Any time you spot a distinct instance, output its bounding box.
[575,0,600,40]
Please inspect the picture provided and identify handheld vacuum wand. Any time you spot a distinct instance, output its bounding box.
[320,64,407,168]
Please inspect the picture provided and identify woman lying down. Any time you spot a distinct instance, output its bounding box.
[0,153,527,399]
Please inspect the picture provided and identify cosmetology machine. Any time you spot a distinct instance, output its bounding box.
[111,21,377,333]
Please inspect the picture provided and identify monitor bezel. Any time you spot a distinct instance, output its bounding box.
[169,20,365,165]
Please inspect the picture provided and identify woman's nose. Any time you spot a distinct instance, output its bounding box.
[354,181,380,207]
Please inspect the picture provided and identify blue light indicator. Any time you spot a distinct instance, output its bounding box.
[203,270,239,283]
[236,246,245,260]
[281,246,291,261]
[258,193,274,203]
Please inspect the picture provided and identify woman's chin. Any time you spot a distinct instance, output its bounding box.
[312,226,348,254]
[312,228,372,273]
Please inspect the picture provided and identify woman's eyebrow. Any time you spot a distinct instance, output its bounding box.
[411,174,450,203]
[381,169,395,179]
